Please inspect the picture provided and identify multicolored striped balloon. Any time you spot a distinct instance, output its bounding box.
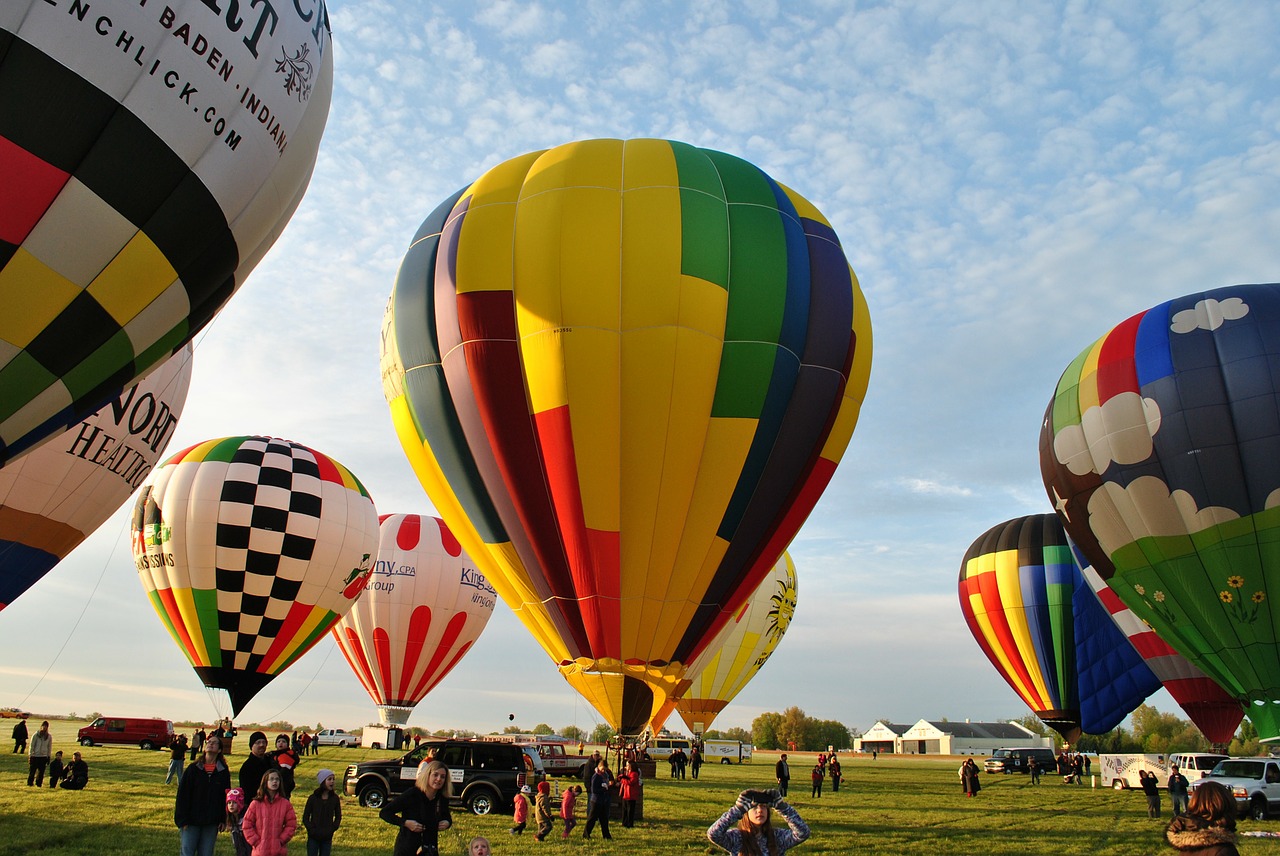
[132,436,377,715]
[1042,283,1280,739]
[382,138,873,733]
[332,513,496,725]
[0,2,333,466]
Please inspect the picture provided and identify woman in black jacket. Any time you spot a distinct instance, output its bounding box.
[175,735,232,856]
[380,760,453,856]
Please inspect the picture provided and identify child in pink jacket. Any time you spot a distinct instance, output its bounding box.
[561,784,580,838]
[243,769,298,856]
[510,784,531,834]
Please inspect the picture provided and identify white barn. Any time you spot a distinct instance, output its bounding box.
[854,719,1051,755]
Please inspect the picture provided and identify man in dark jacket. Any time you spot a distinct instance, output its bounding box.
[60,751,89,789]
[775,753,790,797]
[1169,766,1191,816]
[12,716,28,753]
[238,730,277,793]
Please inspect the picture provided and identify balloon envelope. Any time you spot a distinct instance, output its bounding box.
[0,2,332,466]
[958,514,1159,742]
[1,344,191,610]
[132,436,378,715]
[674,551,797,736]
[332,513,496,725]
[1041,283,1280,738]
[382,138,872,733]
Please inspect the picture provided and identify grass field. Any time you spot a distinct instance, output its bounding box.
[0,719,1272,855]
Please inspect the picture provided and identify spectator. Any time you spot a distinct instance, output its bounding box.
[510,784,530,834]
[618,760,641,828]
[243,769,297,856]
[60,750,89,789]
[167,733,190,785]
[775,753,791,797]
[48,750,65,789]
[175,735,231,856]
[583,760,614,841]
[239,731,278,794]
[811,762,824,798]
[302,768,341,856]
[1169,766,1191,817]
[1141,770,1163,819]
[560,785,580,838]
[27,719,52,787]
[534,780,554,842]
[708,789,810,856]
[12,715,28,753]
[1165,780,1238,855]
[380,760,453,856]
[272,733,301,798]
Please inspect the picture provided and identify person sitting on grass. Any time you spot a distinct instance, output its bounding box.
[60,751,89,790]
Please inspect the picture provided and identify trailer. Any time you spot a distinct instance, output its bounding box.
[1099,753,1171,789]
[362,725,406,751]
[702,739,752,764]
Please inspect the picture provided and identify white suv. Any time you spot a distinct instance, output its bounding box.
[1192,758,1280,820]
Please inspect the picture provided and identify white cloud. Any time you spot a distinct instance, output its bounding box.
[902,478,974,498]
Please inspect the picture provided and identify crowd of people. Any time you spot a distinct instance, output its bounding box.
[12,716,89,789]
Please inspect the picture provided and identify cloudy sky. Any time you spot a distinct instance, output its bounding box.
[4,0,1280,739]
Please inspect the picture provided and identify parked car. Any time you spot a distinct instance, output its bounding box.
[77,716,173,750]
[315,729,361,747]
[1169,752,1229,780]
[645,736,693,761]
[1193,758,1280,820]
[344,737,545,815]
[984,746,1057,775]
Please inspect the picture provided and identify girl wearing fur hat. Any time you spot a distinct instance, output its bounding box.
[1165,780,1239,855]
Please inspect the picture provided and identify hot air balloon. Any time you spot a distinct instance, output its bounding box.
[0,2,333,467]
[958,514,1160,743]
[1,344,191,610]
[1041,283,1280,739]
[382,138,872,734]
[673,551,797,736]
[332,513,496,725]
[132,436,378,715]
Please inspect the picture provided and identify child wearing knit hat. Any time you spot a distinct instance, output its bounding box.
[302,768,342,856]
[225,788,250,856]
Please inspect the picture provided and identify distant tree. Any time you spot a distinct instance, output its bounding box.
[752,712,782,750]
[1229,719,1261,757]
[1075,728,1140,754]
[703,730,726,740]
[502,725,524,734]
[723,727,752,745]
[778,707,813,750]
[532,723,554,736]
[559,725,586,742]
[1131,704,1210,753]
[812,720,852,751]
[590,723,616,744]
[1012,715,1048,737]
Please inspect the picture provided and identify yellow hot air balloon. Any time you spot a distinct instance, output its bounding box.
[673,552,797,736]
[0,1,332,466]
[382,138,871,734]
[132,436,378,716]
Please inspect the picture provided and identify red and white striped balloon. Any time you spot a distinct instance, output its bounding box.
[332,513,496,724]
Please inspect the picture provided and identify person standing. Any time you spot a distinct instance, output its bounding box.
[175,734,232,856]
[167,733,190,785]
[560,785,580,838]
[302,769,342,856]
[1029,756,1040,785]
[243,769,297,856]
[961,758,981,797]
[581,750,601,815]
[1165,780,1239,854]
[708,789,810,856]
[533,780,554,842]
[690,746,703,780]
[12,715,28,753]
[510,785,530,834]
[618,760,641,828]
[380,760,453,856]
[810,763,824,798]
[829,756,843,792]
[583,760,614,841]
[191,727,206,762]
[1141,770,1163,819]
[27,720,52,786]
[775,753,791,797]
[1169,766,1191,817]
[240,731,278,794]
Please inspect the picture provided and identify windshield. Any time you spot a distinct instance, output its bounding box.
[1213,761,1264,779]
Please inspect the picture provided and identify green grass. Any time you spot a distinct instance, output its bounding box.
[0,719,1272,855]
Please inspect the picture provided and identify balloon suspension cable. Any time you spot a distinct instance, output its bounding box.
[14,510,132,709]
[255,640,337,725]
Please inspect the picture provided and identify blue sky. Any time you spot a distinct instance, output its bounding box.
[4,0,1280,738]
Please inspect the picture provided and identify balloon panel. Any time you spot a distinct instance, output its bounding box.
[0,344,191,609]
[332,513,496,714]
[1042,284,1280,738]
[132,436,377,714]
[0,2,332,466]
[384,138,872,732]
[675,552,797,735]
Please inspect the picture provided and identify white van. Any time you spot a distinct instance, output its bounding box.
[702,739,752,764]
[1170,753,1229,780]
[646,736,692,761]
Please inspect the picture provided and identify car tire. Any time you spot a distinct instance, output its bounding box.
[339,740,349,748]
[371,743,381,750]
[1253,796,1268,821]
[721,758,731,765]
[1112,780,1126,790]
[80,737,94,747]
[467,787,499,816]
[359,784,388,809]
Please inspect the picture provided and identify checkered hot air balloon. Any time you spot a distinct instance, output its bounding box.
[382,138,873,734]
[332,513,496,725]
[0,2,333,467]
[132,436,378,716]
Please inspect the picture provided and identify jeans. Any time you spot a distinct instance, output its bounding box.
[180,824,219,856]
[166,758,184,784]
[28,757,48,787]
[307,836,333,856]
